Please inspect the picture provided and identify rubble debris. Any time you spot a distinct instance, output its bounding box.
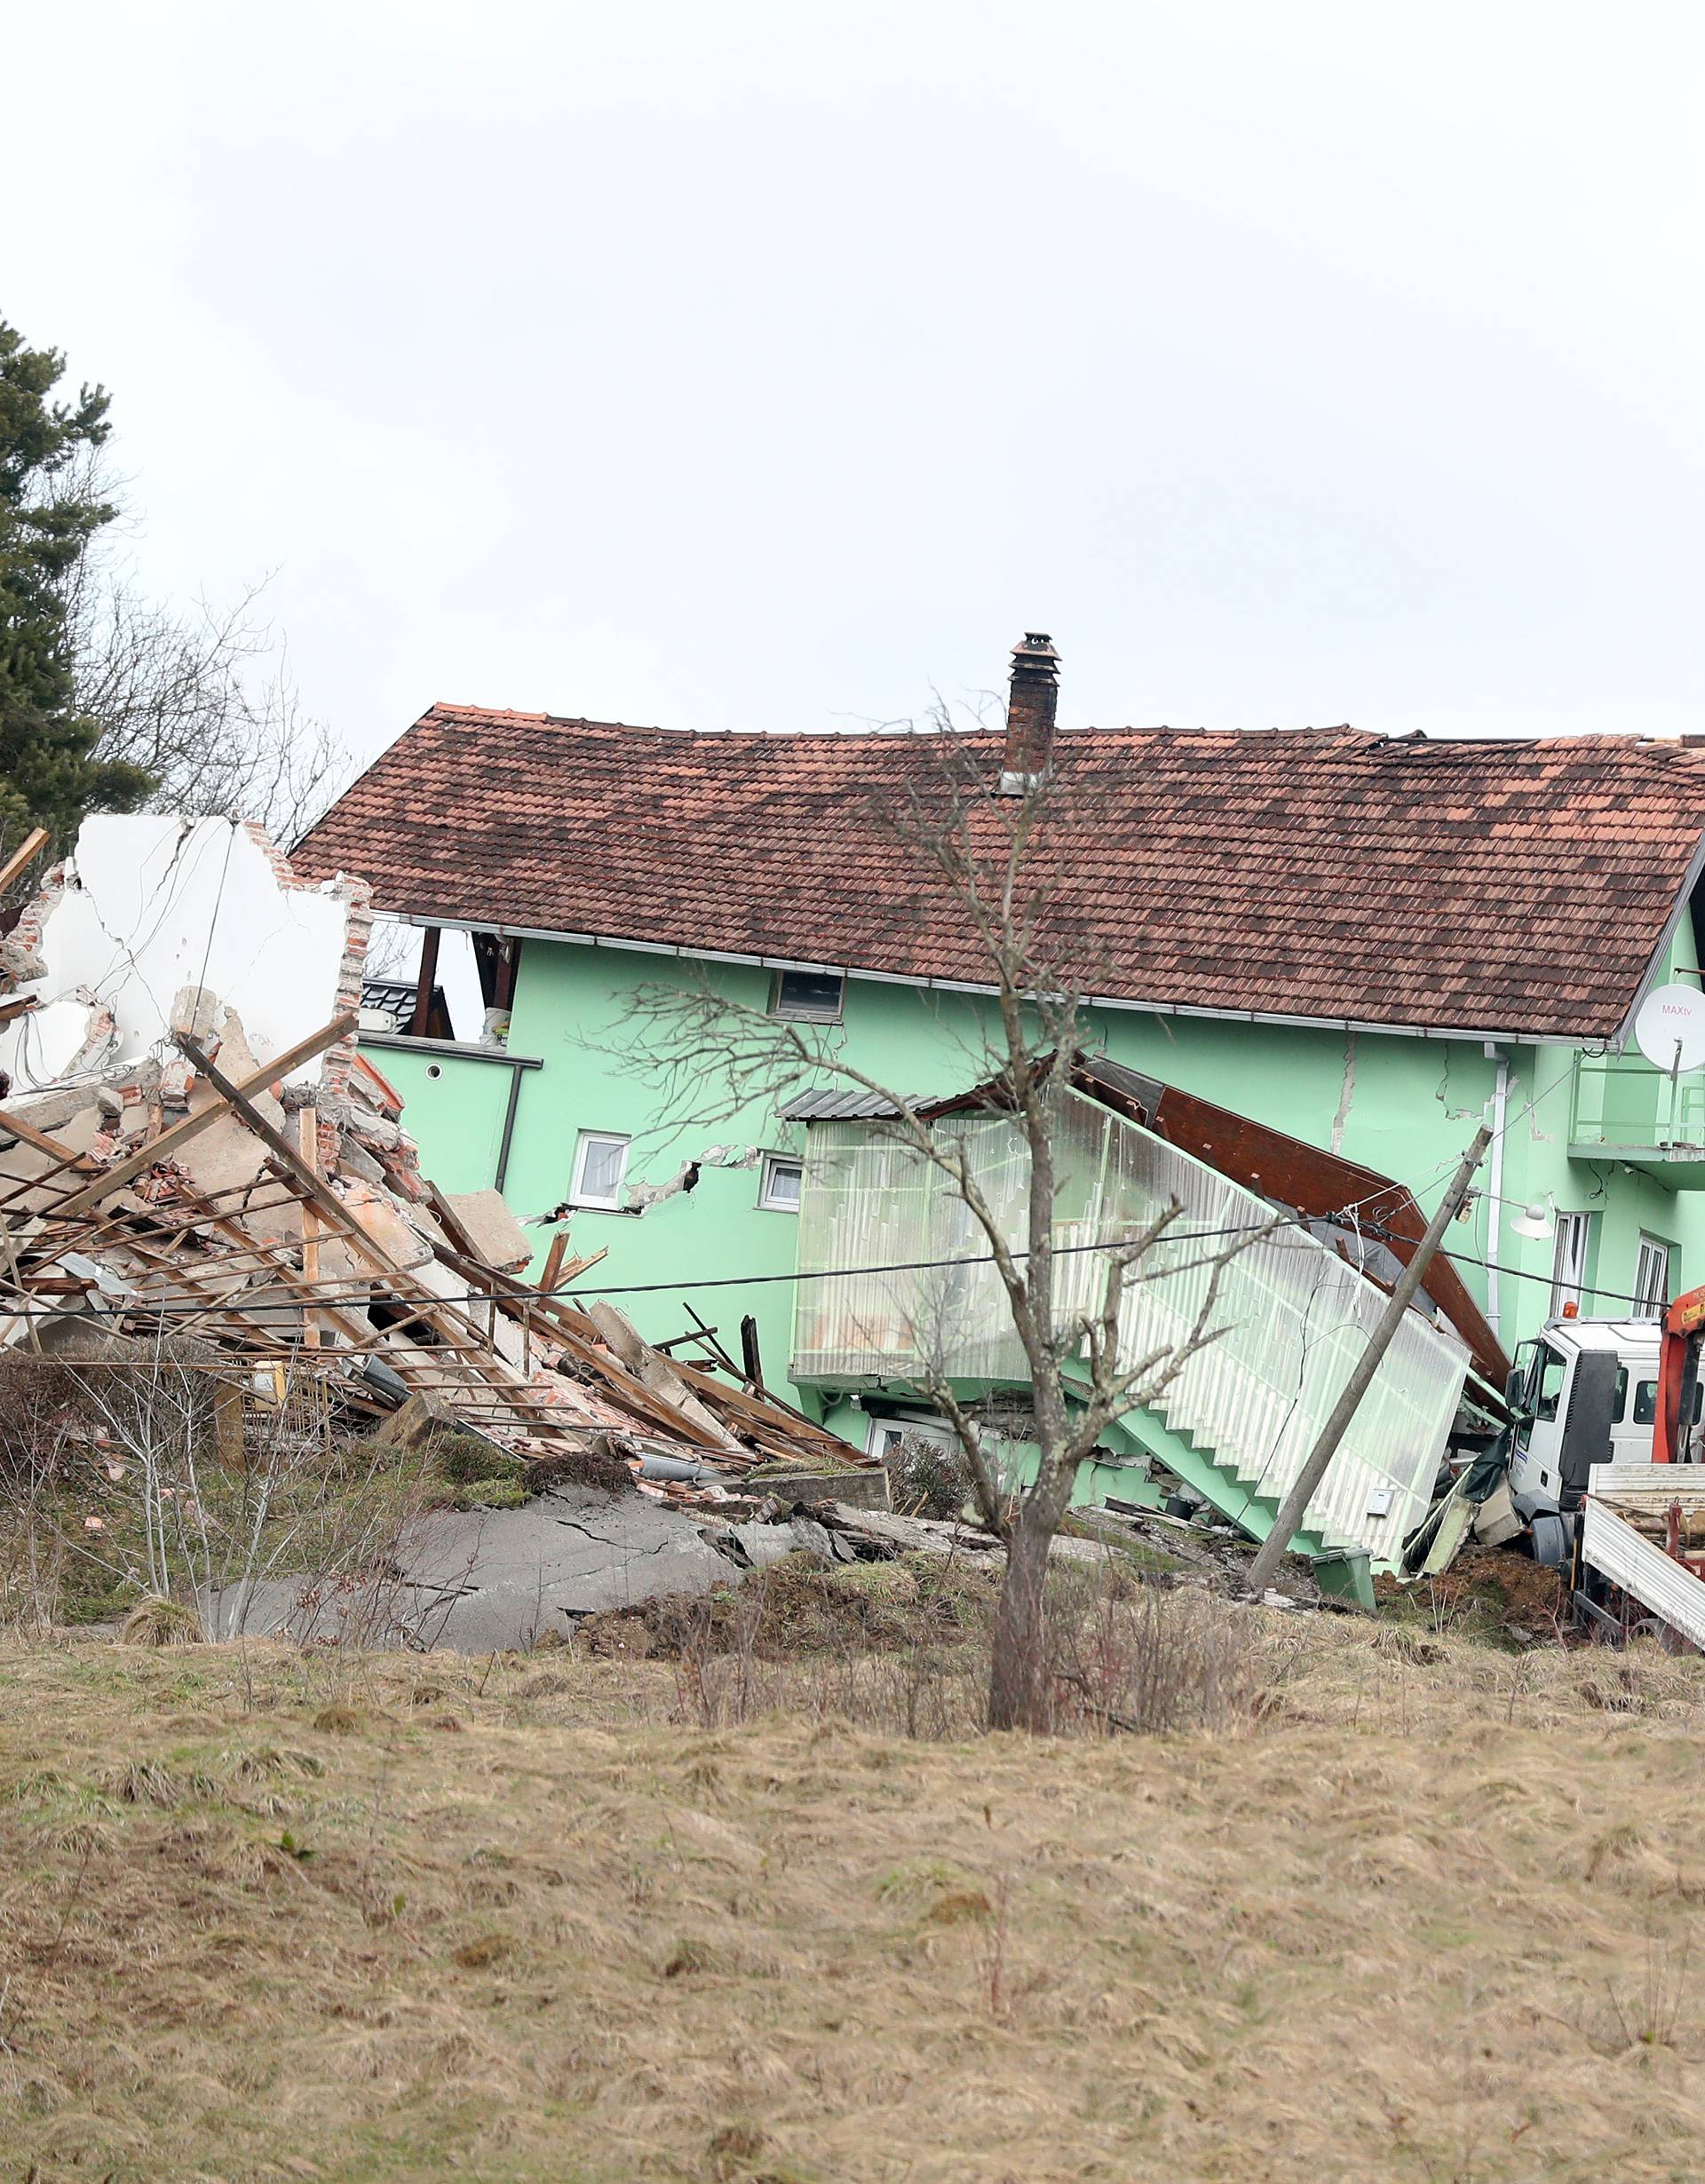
[0,817,877,1545]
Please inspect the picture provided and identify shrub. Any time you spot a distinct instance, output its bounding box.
[884,1429,973,1521]
[119,1596,204,1647]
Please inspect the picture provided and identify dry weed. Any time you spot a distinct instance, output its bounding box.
[2,1610,1705,2179]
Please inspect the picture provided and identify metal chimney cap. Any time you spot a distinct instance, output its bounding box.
[1012,632,1059,663]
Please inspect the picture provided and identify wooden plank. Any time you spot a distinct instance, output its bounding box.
[0,827,50,898]
[0,1105,99,1169]
[162,1186,422,1362]
[298,1105,321,1350]
[670,1352,868,1460]
[52,1009,357,1219]
[424,1181,492,1269]
[538,1230,567,1296]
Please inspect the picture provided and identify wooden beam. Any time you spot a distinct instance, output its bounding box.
[538,1230,567,1296]
[0,1104,99,1169]
[0,827,50,898]
[411,926,440,1037]
[298,1105,321,1349]
[52,1010,356,1219]
[671,1352,864,1459]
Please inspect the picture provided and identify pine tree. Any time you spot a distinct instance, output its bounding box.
[0,320,153,853]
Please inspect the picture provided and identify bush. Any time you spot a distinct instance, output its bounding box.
[884,1429,973,1521]
[119,1596,204,1647]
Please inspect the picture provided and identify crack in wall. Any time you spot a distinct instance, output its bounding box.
[1329,1032,1357,1155]
[623,1142,764,1215]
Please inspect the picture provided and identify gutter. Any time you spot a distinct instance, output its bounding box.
[378,912,1613,1053]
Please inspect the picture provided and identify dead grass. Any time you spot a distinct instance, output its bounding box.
[5,1617,1705,2180]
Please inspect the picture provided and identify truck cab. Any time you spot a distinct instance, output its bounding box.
[1505,1318,1678,1510]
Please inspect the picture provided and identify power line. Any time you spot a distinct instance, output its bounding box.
[0,1212,1310,1322]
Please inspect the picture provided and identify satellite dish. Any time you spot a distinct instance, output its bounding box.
[1634,984,1705,1073]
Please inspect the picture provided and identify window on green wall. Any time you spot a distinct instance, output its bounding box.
[1634,1234,1672,1319]
[758,1154,804,1211]
[770,968,845,1022]
[571,1130,630,1209]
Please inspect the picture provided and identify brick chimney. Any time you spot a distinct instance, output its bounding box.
[999,632,1060,794]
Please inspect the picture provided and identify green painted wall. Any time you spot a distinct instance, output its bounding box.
[367,1044,520,1198]
[373,926,1705,1440]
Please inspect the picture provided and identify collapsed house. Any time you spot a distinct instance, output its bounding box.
[0,818,875,1563]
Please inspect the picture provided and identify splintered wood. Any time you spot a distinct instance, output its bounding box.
[0,1008,872,1497]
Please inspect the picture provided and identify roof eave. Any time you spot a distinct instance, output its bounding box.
[370,906,1616,1050]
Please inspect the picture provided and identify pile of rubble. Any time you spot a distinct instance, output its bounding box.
[0,815,874,1512]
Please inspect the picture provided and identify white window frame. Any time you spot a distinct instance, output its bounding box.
[1550,1211,1593,1316]
[757,1153,804,1213]
[1634,1233,1672,1320]
[867,1414,956,1462]
[570,1129,630,1210]
[769,967,845,1024]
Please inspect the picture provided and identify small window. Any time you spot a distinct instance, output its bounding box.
[770,968,845,1023]
[570,1129,630,1209]
[868,1415,956,1461]
[758,1154,803,1212]
[1634,1235,1672,1320]
[1532,1341,1568,1422]
[1630,1378,1704,1427]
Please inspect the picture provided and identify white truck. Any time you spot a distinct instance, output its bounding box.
[1503,1299,1705,1649]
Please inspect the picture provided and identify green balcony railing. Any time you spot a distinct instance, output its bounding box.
[1572,1051,1705,1156]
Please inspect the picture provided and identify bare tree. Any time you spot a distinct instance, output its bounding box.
[605,735,1269,1731]
[52,449,352,846]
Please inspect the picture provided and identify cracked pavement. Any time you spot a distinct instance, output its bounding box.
[202,1485,731,1651]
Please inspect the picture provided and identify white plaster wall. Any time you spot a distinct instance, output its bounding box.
[0,816,349,1094]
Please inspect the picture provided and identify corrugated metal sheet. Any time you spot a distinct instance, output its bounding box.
[791,1087,1468,1565]
[777,1088,912,1120]
[1582,1492,1705,1650]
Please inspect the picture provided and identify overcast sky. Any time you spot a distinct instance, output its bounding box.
[12,0,1705,774]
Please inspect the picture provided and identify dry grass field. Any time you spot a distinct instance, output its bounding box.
[5,1600,1705,2183]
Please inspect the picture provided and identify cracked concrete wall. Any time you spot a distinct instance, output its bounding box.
[621,1143,762,1215]
[0,815,358,1099]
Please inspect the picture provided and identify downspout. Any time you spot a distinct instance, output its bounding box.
[1484,1041,1508,1341]
[494,1060,525,1196]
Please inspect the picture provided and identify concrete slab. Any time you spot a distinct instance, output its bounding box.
[203,1486,734,1651]
[447,1186,533,1271]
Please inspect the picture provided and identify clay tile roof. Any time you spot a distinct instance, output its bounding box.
[293,708,1705,1043]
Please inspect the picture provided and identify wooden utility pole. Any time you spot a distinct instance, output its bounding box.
[1242,1121,1493,1599]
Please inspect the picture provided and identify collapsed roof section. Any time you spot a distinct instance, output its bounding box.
[295,704,1705,1044]
[0,819,869,1505]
